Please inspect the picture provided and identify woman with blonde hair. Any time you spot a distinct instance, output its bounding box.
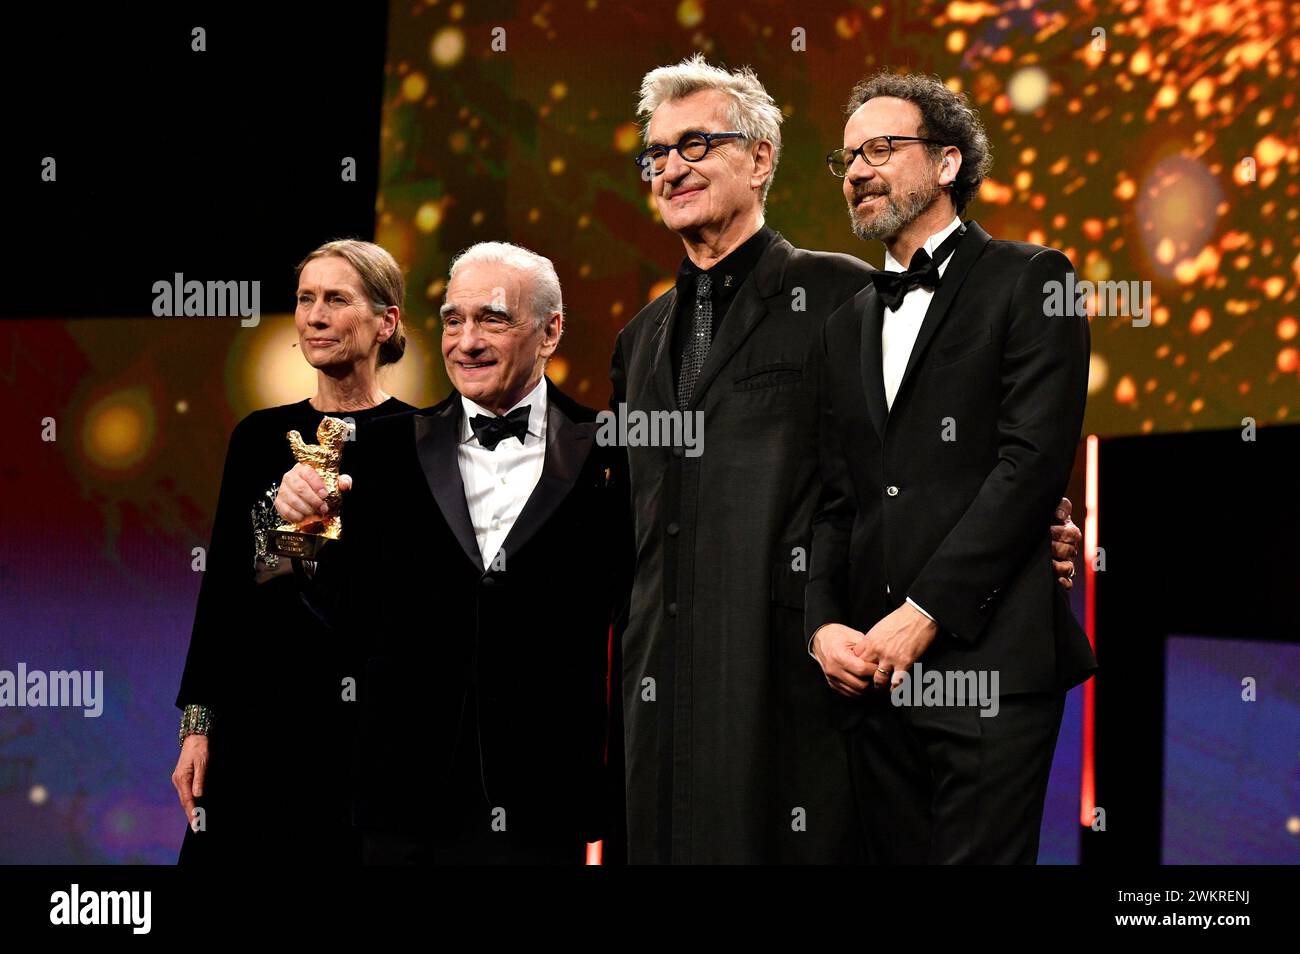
[171,239,414,865]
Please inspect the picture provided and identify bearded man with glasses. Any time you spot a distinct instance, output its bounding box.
[808,71,1096,864]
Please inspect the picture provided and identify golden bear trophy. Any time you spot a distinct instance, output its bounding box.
[270,416,353,559]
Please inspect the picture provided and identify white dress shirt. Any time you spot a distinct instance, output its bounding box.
[457,377,548,568]
[880,215,964,627]
[809,217,966,658]
[880,214,963,410]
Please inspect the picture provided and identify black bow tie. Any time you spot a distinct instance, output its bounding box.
[868,224,966,311]
[470,405,530,450]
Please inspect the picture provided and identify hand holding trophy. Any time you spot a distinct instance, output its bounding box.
[270,416,353,558]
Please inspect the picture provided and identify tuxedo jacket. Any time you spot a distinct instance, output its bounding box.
[310,379,632,842]
[806,221,1096,705]
[612,233,873,863]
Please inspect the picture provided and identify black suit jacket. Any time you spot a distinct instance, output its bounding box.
[611,232,873,863]
[807,221,1096,706]
[310,379,631,846]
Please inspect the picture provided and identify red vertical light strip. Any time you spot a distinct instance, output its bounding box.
[587,623,616,866]
[1080,434,1099,827]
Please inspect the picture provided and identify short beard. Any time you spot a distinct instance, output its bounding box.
[847,178,941,242]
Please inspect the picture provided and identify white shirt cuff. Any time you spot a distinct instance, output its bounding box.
[905,597,935,623]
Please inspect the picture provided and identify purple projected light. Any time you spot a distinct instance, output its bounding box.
[1163,635,1300,864]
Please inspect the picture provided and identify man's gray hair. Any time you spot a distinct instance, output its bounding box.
[447,241,563,329]
[637,53,783,206]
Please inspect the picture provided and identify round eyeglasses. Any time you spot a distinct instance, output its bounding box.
[635,131,746,176]
[826,135,943,177]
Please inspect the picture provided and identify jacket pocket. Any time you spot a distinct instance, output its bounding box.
[733,362,803,391]
[771,556,807,609]
[931,325,993,368]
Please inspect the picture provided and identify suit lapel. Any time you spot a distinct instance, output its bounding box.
[892,221,992,410]
[685,235,791,409]
[857,284,888,439]
[648,291,679,412]
[414,400,484,573]
[498,380,596,562]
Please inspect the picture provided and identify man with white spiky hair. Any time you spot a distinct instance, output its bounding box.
[611,54,1081,865]
[611,54,872,865]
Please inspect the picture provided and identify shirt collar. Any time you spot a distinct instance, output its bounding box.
[883,215,964,273]
[460,375,549,444]
[675,224,775,294]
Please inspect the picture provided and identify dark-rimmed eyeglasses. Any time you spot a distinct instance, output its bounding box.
[826,135,943,177]
[635,131,746,176]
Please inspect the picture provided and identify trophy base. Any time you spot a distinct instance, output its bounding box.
[270,529,336,559]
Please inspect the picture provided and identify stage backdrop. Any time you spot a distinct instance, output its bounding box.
[376,0,1300,436]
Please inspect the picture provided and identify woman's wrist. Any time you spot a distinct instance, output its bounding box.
[179,704,213,747]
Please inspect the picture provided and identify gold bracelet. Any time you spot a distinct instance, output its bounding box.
[179,704,213,747]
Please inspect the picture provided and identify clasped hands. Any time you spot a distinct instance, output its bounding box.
[812,604,938,697]
[812,496,1081,697]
